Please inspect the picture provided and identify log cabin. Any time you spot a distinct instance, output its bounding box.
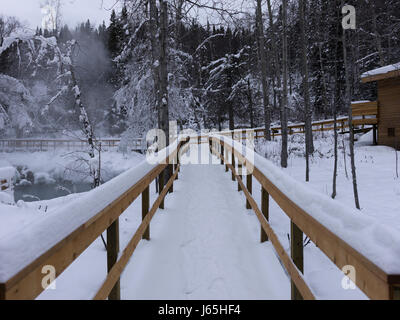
[361,62,400,149]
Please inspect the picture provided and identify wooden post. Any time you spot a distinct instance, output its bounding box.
[169,164,174,193]
[142,186,150,240]
[291,222,304,300]
[107,219,120,300]
[261,187,269,243]
[373,125,378,145]
[238,163,242,191]
[158,170,165,209]
[246,173,252,209]
[221,144,224,165]
[231,152,236,181]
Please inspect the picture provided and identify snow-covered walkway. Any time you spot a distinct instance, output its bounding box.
[121,151,290,299]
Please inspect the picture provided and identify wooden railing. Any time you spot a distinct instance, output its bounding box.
[0,137,190,300]
[0,179,10,192]
[0,138,143,153]
[209,135,400,300]
[218,109,378,141]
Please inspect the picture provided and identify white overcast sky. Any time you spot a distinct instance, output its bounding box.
[0,0,257,34]
[0,0,119,32]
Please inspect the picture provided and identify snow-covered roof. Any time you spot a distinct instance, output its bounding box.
[361,62,400,82]
[351,100,371,105]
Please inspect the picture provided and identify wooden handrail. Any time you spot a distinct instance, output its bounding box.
[209,135,400,300]
[0,137,190,300]
[215,115,377,140]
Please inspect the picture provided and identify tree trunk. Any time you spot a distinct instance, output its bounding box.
[256,0,271,141]
[281,0,289,168]
[371,4,385,67]
[266,0,281,112]
[159,0,169,144]
[342,14,361,210]
[149,0,161,125]
[332,16,340,199]
[159,0,170,186]
[299,0,313,181]
[247,78,254,128]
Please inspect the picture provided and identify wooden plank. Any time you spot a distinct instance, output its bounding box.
[158,169,165,209]
[93,165,180,300]
[291,222,304,300]
[261,187,269,243]
[246,173,252,210]
[107,219,120,300]
[352,118,378,126]
[351,101,378,116]
[142,186,150,240]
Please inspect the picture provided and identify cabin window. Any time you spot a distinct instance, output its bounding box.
[388,128,395,137]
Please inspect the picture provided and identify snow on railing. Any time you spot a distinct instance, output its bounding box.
[209,134,400,300]
[0,136,190,300]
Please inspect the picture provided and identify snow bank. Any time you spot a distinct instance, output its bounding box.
[361,62,400,78]
[217,135,400,275]
[0,138,184,283]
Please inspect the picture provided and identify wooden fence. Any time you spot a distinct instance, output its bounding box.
[0,179,10,192]
[0,138,143,153]
[0,137,190,300]
[218,114,377,141]
[209,135,400,300]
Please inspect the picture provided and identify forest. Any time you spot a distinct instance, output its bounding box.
[0,0,399,150]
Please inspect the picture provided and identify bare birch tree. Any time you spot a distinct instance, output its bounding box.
[342,6,361,209]
[281,0,289,168]
[256,0,271,140]
[299,0,313,180]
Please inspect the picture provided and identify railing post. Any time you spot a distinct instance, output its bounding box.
[225,145,228,172]
[158,169,165,209]
[246,172,252,209]
[231,151,235,181]
[169,164,174,193]
[238,163,242,191]
[107,219,120,300]
[261,187,269,242]
[221,144,224,165]
[291,222,304,300]
[142,186,150,240]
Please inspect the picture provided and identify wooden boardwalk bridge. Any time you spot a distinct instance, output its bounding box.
[0,133,399,300]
